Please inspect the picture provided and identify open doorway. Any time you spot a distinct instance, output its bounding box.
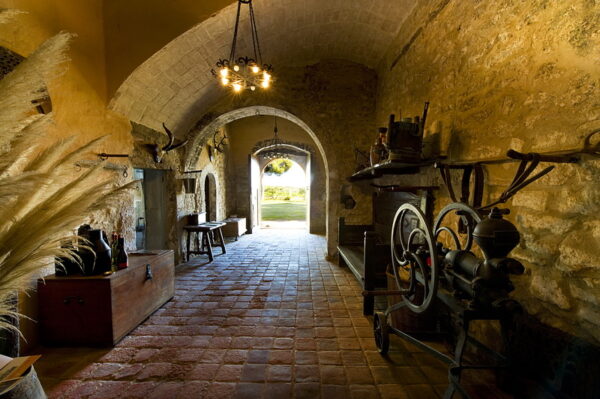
[133,168,169,250]
[260,158,308,229]
[204,173,217,222]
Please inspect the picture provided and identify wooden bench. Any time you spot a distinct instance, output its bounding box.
[337,190,434,316]
[337,218,389,315]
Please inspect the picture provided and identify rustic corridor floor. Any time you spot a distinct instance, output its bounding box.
[35,229,511,399]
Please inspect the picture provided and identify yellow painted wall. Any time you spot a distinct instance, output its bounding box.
[0,0,134,352]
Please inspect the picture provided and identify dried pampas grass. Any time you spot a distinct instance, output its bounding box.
[0,9,24,26]
[0,13,135,334]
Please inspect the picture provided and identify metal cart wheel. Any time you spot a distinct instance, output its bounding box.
[390,203,439,314]
[373,312,389,354]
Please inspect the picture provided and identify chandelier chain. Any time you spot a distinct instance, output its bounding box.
[249,2,262,65]
[229,0,243,62]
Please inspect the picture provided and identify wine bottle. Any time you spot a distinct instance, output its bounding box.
[116,235,128,270]
[110,232,118,271]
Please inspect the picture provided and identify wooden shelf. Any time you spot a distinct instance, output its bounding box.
[348,159,437,182]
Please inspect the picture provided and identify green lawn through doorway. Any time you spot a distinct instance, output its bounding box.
[261,200,306,221]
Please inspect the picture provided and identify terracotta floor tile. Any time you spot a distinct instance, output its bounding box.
[378,384,410,399]
[112,364,144,380]
[187,363,219,380]
[346,366,375,385]
[320,365,347,384]
[36,230,508,399]
[317,338,339,351]
[205,382,237,399]
[234,382,265,399]
[268,350,293,364]
[176,381,210,398]
[223,349,248,364]
[322,384,351,399]
[295,351,318,365]
[267,365,293,382]
[240,364,267,382]
[295,382,321,399]
[264,383,292,399]
[349,384,380,399]
[318,351,343,365]
[247,350,270,364]
[215,365,243,382]
[295,365,320,382]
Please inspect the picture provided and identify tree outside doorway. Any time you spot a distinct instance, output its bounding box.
[261,159,307,226]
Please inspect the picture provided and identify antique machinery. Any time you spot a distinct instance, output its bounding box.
[369,136,600,398]
[370,147,562,399]
[386,102,429,162]
[374,202,524,399]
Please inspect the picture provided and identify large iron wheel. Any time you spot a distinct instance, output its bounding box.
[433,203,482,252]
[390,203,439,314]
[373,312,389,354]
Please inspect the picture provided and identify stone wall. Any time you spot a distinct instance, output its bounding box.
[184,60,379,256]
[375,0,600,344]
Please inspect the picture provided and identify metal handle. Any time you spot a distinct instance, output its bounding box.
[145,264,153,281]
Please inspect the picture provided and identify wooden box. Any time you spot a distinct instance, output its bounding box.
[37,250,174,346]
[222,217,246,239]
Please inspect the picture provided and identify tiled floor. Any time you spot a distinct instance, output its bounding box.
[34,229,511,398]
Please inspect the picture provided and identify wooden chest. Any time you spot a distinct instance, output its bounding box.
[222,217,246,239]
[37,250,174,346]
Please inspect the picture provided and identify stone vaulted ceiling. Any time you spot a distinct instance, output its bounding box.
[110,0,417,135]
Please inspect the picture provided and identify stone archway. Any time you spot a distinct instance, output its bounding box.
[184,105,331,245]
[198,164,222,222]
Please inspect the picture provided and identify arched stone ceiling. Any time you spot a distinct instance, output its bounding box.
[110,0,417,135]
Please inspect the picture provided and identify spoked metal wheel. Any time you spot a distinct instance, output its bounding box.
[390,203,439,314]
[433,203,482,252]
[373,312,389,354]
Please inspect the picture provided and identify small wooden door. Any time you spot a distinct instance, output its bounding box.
[143,169,168,250]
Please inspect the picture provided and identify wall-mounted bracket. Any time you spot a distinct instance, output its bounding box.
[75,160,129,178]
[97,153,129,161]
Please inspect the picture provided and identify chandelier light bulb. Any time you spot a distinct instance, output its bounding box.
[233,65,240,72]
[251,65,260,73]
[250,85,256,91]
[219,68,229,77]
[263,71,271,81]
[261,80,270,88]
[221,77,230,86]
[233,82,242,92]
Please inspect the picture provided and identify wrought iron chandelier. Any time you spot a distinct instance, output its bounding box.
[211,0,273,93]
[261,119,288,160]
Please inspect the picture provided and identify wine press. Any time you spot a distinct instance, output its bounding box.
[374,202,525,399]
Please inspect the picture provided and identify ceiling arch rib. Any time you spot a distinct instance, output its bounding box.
[110,0,417,135]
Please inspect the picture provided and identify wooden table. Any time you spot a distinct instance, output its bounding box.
[184,222,226,262]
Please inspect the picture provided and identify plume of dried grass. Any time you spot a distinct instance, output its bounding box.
[0,19,136,333]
